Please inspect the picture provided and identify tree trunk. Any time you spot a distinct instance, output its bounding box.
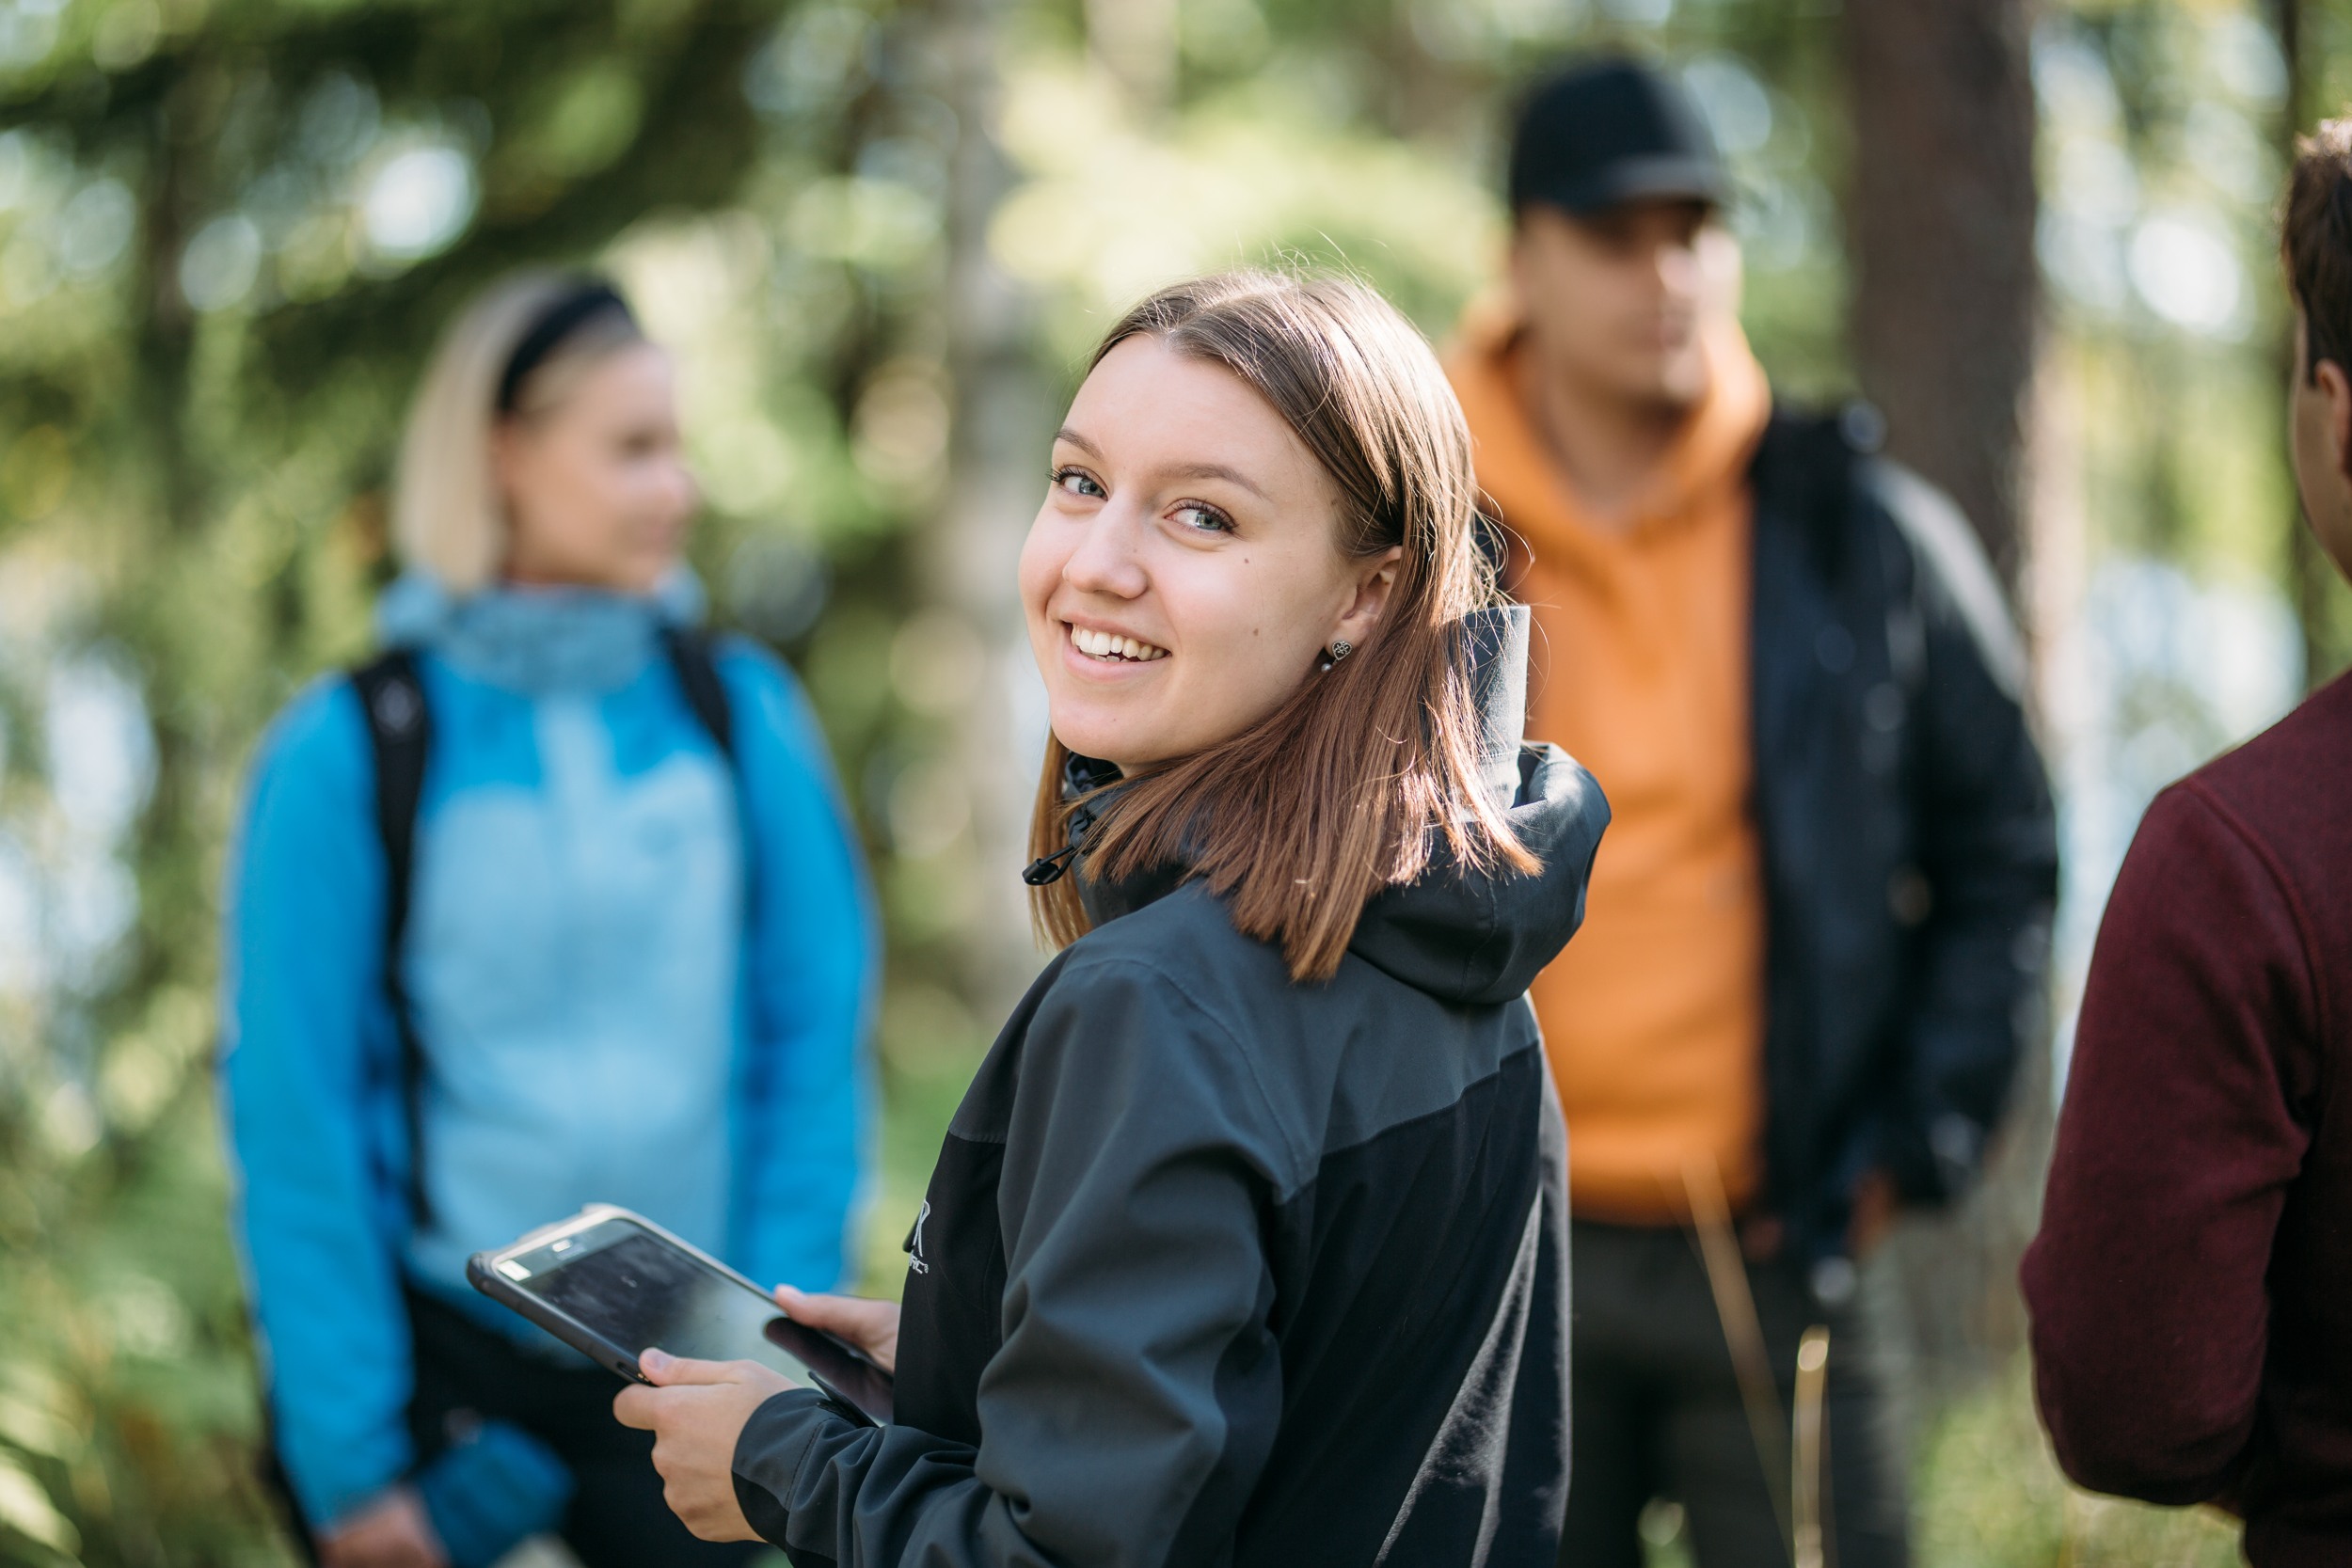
[933,0,1057,1015]
[1840,0,2046,1414]
[1844,0,2040,584]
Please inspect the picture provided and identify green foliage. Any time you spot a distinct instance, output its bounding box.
[0,0,2337,1561]
[988,0,1852,388]
[0,0,954,1558]
[0,1077,282,1567]
[1628,1362,2245,1568]
[1911,1362,2242,1568]
[2042,0,2352,676]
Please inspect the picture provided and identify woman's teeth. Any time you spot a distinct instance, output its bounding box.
[1070,625,1168,662]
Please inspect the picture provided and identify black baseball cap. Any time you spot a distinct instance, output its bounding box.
[1507,57,1727,217]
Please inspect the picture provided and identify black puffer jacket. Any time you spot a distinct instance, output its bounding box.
[1745,411,2059,1283]
[728,620,1608,1567]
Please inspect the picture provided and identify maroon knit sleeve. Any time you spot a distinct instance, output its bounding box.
[2022,781,2319,1504]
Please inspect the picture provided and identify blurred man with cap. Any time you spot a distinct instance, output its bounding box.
[1447,55,2058,1567]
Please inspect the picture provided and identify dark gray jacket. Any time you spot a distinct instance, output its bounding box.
[728,666,1608,1566]
[1743,410,2058,1277]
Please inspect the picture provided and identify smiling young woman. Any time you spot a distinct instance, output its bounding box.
[1020,277,1540,980]
[616,271,1611,1568]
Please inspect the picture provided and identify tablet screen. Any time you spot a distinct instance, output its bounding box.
[490,1215,892,1422]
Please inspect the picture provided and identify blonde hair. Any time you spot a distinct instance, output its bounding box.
[390,271,646,593]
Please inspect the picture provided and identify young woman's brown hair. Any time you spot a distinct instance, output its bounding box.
[1025,270,1537,981]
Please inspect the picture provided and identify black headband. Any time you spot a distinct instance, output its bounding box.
[495,280,635,414]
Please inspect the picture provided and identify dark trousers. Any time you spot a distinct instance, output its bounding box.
[270,1290,763,1567]
[1562,1220,1909,1568]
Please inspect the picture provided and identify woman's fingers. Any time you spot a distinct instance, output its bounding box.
[638,1348,757,1386]
[608,1361,789,1544]
[619,1353,793,1432]
[772,1283,849,1324]
[773,1285,901,1373]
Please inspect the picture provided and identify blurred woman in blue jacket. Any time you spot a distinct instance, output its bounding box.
[220,272,876,1568]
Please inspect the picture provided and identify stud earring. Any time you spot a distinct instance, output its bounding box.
[1328,639,1354,663]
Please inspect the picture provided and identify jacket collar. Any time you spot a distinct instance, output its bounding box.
[374,567,706,695]
[1057,753,1180,927]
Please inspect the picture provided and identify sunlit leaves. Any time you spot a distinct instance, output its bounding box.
[0,1449,80,1557]
[2036,6,2284,338]
[493,60,645,209]
[992,61,1501,356]
[786,173,939,270]
[0,7,828,1562]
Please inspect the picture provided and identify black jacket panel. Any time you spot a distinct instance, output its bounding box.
[1748,417,2058,1265]
[731,741,1606,1568]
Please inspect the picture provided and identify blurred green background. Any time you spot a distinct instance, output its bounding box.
[3,0,2345,1562]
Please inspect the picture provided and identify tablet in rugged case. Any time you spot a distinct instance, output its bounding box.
[468,1204,892,1426]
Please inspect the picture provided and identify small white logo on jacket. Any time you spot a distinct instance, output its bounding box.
[907,1199,931,1275]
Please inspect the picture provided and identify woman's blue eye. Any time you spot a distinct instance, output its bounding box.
[1173,503,1233,534]
[1051,467,1105,499]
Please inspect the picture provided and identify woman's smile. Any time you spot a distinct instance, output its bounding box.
[1063,618,1170,671]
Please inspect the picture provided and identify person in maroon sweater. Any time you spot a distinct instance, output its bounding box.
[2021,119,2352,1568]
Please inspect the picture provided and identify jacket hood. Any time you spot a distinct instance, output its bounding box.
[1072,607,1610,1006]
[375,566,707,695]
[1347,605,1609,1005]
[1443,293,1769,547]
[1346,738,1607,1006]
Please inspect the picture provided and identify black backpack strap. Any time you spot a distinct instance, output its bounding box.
[661,626,736,761]
[349,649,434,1227]
[662,625,758,944]
[1748,400,1879,586]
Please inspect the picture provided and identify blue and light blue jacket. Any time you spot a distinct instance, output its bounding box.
[219,572,875,1556]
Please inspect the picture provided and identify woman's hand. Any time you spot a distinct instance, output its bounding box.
[775,1285,901,1377]
[613,1350,794,1543]
[613,1291,898,1542]
[317,1485,446,1568]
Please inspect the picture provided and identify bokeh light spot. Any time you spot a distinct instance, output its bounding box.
[0,0,63,71]
[178,214,262,312]
[360,144,477,264]
[55,178,135,277]
[2128,210,2245,336]
[1684,55,1773,157]
[90,1,160,71]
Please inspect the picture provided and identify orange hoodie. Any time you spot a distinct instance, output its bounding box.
[1446,302,1772,1223]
